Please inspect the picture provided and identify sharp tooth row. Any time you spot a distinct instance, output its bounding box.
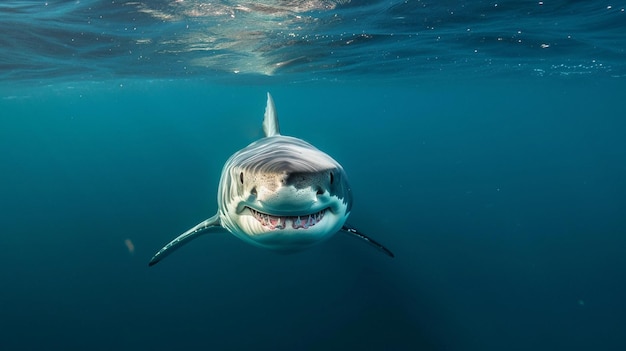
[249,208,326,230]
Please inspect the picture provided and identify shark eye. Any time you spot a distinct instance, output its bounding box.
[329,171,334,185]
[239,172,244,184]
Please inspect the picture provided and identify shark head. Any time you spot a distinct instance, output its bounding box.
[218,135,352,252]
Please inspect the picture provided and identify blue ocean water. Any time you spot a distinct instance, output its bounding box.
[1,1,625,350]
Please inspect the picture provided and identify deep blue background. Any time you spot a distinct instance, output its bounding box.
[1,77,625,350]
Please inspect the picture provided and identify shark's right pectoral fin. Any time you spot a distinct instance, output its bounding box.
[148,214,222,267]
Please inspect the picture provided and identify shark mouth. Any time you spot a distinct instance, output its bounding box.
[248,207,326,230]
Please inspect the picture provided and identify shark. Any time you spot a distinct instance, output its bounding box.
[148,93,394,266]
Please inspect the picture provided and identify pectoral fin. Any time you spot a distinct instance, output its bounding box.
[341,224,395,258]
[148,214,222,266]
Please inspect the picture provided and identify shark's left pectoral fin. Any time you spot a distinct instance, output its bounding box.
[148,214,222,267]
[341,225,395,258]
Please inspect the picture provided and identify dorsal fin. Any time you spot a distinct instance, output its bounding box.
[262,92,280,137]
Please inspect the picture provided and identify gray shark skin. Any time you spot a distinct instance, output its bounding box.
[148,93,393,266]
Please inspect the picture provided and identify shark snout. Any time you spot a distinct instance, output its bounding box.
[258,185,322,212]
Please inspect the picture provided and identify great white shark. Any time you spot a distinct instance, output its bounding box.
[148,93,393,266]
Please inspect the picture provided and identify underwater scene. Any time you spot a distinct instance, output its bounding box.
[1,1,625,350]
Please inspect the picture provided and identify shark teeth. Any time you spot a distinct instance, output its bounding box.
[248,208,326,230]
